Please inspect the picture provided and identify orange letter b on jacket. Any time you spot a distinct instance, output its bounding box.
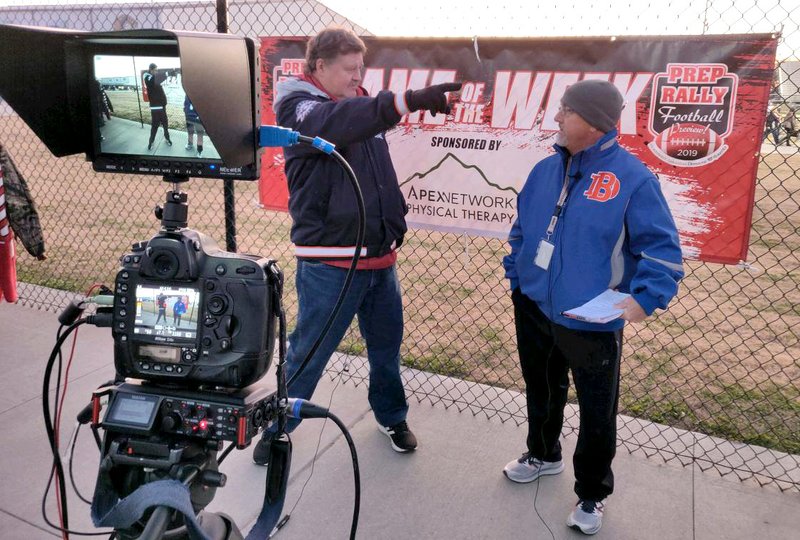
[584,171,620,202]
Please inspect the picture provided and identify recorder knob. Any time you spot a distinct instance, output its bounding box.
[161,412,183,432]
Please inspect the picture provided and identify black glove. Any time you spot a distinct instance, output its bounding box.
[405,82,463,116]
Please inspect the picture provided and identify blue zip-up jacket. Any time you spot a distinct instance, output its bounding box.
[503,130,684,331]
[184,96,200,123]
[274,78,408,258]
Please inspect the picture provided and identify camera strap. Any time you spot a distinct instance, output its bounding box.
[91,476,211,540]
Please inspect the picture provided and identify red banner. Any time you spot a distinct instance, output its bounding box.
[259,35,777,264]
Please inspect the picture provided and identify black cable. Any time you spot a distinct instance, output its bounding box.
[68,424,92,505]
[40,319,112,537]
[218,441,236,465]
[322,410,360,540]
[275,280,289,434]
[286,140,366,390]
[44,322,82,535]
[54,326,66,517]
[90,425,102,452]
[278,371,345,532]
[268,139,364,537]
[40,465,111,537]
[532,350,556,540]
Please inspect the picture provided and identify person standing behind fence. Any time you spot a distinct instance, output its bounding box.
[781,107,798,146]
[144,63,172,151]
[502,80,684,535]
[251,26,460,465]
[763,107,780,145]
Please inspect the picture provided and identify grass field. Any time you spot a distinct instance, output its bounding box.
[105,89,188,132]
[2,115,798,457]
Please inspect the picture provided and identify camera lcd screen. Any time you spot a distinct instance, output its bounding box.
[105,393,159,428]
[138,344,182,363]
[91,54,226,172]
[134,284,200,342]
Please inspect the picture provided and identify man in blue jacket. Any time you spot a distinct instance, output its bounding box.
[253,27,460,464]
[502,80,683,535]
[183,96,205,157]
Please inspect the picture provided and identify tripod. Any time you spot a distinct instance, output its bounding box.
[97,431,243,540]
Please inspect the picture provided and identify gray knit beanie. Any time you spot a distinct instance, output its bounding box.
[561,80,624,133]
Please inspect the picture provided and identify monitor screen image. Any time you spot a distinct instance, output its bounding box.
[133,284,201,342]
[92,54,222,163]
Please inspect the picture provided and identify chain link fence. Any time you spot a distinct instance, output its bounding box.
[1,0,797,492]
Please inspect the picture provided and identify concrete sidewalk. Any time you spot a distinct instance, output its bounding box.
[0,301,797,539]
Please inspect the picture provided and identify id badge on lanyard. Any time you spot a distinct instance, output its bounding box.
[534,239,555,270]
[535,168,572,271]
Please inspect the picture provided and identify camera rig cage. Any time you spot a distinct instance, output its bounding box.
[1,23,366,540]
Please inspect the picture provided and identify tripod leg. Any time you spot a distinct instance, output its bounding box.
[197,512,244,540]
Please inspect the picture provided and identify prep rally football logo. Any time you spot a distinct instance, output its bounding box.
[272,58,306,101]
[648,63,737,167]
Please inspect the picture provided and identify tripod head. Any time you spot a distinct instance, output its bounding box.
[155,175,191,231]
[99,432,243,540]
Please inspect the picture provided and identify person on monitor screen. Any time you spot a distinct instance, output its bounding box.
[183,96,205,157]
[144,63,172,151]
[155,292,168,325]
[502,80,684,535]
[93,80,113,127]
[172,296,187,327]
[252,26,461,465]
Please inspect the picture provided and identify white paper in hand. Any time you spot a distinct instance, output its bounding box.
[563,289,631,324]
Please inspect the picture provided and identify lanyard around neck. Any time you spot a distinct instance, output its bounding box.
[545,157,574,240]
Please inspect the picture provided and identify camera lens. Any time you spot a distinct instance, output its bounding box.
[151,251,179,279]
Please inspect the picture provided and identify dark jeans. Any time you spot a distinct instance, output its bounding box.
[270,260,409,434]
[512,288,622,501]
[763,127,779,145]
[148,109,170,145]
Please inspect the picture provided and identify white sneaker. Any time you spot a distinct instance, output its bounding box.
[185,143,194,151]
[502,452,564,483]
[567,499,605,535]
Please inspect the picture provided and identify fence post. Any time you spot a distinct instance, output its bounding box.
[216,0,237,252]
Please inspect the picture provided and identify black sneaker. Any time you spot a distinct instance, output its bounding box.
[165,139,173,146]
[147,142,153,150]
[379,421,417,453]
[252,432,274,466]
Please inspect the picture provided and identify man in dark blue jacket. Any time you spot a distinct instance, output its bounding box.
[502,80,683,535]
[253,27,460,464]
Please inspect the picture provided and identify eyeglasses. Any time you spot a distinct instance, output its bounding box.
[336,62,365,76]
[557,105,576,116]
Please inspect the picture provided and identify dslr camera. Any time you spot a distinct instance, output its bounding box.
[113,214,279,389]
